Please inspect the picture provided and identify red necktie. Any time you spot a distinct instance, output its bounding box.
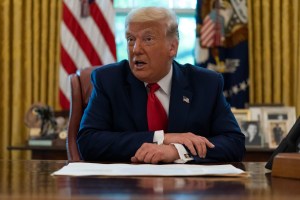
[147,83,168,131]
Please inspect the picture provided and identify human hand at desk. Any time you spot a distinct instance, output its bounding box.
[131,143,179,164]
[164,133,215,158]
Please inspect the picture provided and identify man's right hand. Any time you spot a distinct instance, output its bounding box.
[164,133,215,158]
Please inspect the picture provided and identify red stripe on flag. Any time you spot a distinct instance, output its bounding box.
[201,20,214,36]
[63,2,102,66]
[201,17,216,47]
[60,45,78,74]
[59,89,70,109]
[202,29,215,43]
[90,3,116,60]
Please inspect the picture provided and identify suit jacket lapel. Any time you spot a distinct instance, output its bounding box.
[123,61,192,132]
[168,62,192,132]
[125,71,148,131]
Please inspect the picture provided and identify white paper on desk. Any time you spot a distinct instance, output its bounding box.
[51,163,248,177]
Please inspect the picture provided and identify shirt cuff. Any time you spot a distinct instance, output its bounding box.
[153,130,164,145]
[172,143,194,163]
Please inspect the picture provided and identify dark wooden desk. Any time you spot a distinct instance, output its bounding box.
[0,160,299,200]
[7,145,273,162]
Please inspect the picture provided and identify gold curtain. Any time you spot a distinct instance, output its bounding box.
[248,0,300,115]
[0,0,62,159]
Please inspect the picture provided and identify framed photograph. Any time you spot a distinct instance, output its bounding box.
[241,121,263,148]
[267,121,288,149]
[261,107,296,149]
[231,108,251,128]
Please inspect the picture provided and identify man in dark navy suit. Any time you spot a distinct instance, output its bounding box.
[77,7,245,164]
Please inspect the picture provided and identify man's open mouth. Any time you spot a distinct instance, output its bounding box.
[134,60,147,68]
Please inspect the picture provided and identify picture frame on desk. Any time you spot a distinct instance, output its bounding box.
[241,121,263,148]
[261,107,296,149]
[267,121,288,149]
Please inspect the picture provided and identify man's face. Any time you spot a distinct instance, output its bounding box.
[247,124,257,136]
[125,21,178,83]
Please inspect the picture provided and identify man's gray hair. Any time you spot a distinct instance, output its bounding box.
[125,7,179,40]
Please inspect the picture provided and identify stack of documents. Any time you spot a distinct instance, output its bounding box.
[52,163,249,177]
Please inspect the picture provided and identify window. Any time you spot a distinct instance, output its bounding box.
[114,0,197,64]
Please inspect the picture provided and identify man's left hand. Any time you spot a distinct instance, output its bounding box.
[131,143,179,164]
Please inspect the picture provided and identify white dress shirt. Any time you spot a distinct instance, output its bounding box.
[146,66,193,163]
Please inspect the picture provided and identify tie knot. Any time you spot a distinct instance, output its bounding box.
[147,83,160,93]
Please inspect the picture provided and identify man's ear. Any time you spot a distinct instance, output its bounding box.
[169,39,179,57]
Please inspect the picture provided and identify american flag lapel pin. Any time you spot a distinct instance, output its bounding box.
[183,96,190,104]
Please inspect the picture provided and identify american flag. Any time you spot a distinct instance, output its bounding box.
[200,10,224,47]
[201,12,216,47]
[59,0,116,109]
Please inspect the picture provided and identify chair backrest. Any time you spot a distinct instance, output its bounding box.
[67,67,96,161]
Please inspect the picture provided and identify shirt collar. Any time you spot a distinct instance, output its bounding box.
[144,65,172,96]
[157,65,172,96]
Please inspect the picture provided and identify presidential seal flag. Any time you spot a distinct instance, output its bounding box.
[195,0,249,108]
[59,0,117,109]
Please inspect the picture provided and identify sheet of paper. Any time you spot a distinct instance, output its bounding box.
[52,163,249,177]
